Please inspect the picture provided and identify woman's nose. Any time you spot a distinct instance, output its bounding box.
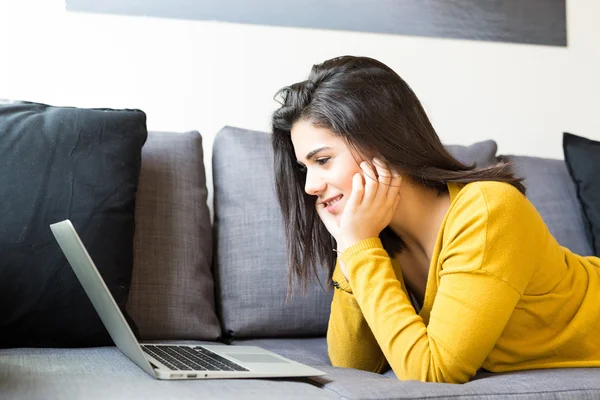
[304,169,326,196]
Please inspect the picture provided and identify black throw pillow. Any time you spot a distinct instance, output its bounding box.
[563,132,600,256]
[0,100,146,347]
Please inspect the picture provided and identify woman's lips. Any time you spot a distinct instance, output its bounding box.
[325,195,343,213]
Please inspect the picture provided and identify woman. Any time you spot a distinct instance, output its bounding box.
[271,55,600,384]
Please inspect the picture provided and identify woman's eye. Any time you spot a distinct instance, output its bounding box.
[316,157,330,166]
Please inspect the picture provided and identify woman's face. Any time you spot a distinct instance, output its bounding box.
[290,119,363,223]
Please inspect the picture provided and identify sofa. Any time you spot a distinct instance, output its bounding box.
[1,123,599,400]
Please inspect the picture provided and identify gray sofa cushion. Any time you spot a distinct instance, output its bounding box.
[3,344,598,400]
[213,127,500,339]
[233,338,600,399]
[212,126,333,338]
[322,367,600,399]
[0,347,338,400]
[126,131,221,340]
[446,139,498,168]
[499,155,594,256]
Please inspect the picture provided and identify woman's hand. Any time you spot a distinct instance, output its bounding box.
[315,158,401,282]
[339,158,402,251]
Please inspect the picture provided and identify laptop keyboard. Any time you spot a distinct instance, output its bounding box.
[142,345,249,372]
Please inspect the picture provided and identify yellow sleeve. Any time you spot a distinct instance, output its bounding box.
[342,184,534,383]
[326,262,388,373]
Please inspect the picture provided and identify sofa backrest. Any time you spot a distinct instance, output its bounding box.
[130,129,592,342]
[127,131,221,340]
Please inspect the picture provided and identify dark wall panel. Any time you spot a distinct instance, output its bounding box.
[66,0,567,47]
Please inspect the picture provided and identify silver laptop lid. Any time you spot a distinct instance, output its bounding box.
[50,219,156,378]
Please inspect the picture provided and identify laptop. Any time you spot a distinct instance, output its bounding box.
[50,219,326,380]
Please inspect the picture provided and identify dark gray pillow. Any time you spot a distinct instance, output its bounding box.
[212,126,500,339]
[0,100,146,347]
[563,132,600,256]
[446,139,498,168]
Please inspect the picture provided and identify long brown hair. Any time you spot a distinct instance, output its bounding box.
[271,55,524,295]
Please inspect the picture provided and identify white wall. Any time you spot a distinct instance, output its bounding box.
[1,0,599,199]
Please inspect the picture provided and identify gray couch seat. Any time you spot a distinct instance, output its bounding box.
[233,338,600,400]
[0,345,339,400]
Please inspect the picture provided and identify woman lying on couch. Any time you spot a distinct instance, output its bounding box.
[270,55,600,383]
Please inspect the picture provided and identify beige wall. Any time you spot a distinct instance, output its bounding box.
[1,0,599,199]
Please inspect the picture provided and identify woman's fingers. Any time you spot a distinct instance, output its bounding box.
[372,158,396,204]
[391,175,402,209]
[355,158,401,209]
[339,159,401,245]
[346,172,364,212]
[373,158,392,186]
[387,169,402,203]
[360,161,377,204]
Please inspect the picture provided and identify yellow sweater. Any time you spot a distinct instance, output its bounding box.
[328,181,600,383]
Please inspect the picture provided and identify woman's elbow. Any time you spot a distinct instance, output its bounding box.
[390,361,474,384]
[328,348,388,374]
